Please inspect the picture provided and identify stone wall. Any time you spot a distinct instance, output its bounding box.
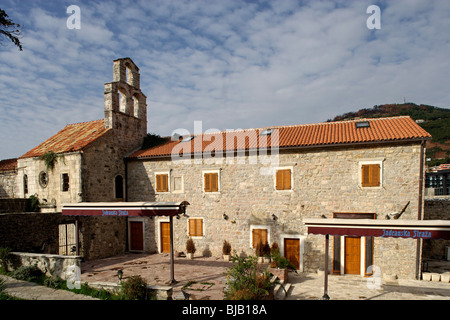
[0,170,16,198]
[423,198,450,259]
[7,252,81,280]
[127,141,423,279]
[0,212,127,261]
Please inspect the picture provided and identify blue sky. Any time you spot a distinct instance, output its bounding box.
[1,0,450,160]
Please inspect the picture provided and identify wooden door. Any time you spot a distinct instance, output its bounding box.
[160,222,171,253]
[129,221,143,251]
[284,238,300,270]
[344,237,361,274]
[252,229,268,248]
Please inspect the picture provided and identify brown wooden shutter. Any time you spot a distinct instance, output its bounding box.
[156,174,169,192]
[276,170,283,190]
[204,173,211,192]
[362,164,380,187]
[189,219,203,236]
[211,173,218,192]
[283,169,291,190]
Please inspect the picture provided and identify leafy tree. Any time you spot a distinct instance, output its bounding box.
[0,8,22,51]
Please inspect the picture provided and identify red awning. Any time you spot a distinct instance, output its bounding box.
[304,218,450,240]
[61,201,189,217]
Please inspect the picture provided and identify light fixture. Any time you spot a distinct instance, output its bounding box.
[223,213,229,220]
[272,214,278,221]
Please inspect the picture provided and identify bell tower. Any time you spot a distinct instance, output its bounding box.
[104,58,147,140]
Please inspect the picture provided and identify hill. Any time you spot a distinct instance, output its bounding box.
[328,103,450,166]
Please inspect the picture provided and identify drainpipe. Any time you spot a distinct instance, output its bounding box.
[416,139,426,280]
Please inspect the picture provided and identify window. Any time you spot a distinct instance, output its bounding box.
[203,171,219,192]
[61,173,69,192]
[172,176,184,193]
[361,164,380,187]
[115,175,124,199]
[39,171,48,188]
[188,218,203,237]
[156,173,169,192]
[276,168,292,190]
[23,174,28,195]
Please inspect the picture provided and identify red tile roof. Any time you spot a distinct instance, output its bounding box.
[0,158,18,172]
[19,120,111,159]
[129,116,431,159]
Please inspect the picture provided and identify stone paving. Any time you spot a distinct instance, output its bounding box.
[2,252,449,300]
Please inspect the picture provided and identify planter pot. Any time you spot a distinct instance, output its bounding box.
[187,253,194,259]
[269,267,288,283]
[223,255,230,262]
[257,256,264,264]
[263,257,271,263]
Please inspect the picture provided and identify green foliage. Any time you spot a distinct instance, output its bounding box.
[270,250,297,272]
[11,265,44,282]
[225,253,274,300]
[222,240,232,255]
[121,275,148,300]
[186,238,196,254]
[270,242,280,255]
[27,194,40,212]
[142,133,170,150]
[0,8,23,51]
[38,151,65,171]
[43,276,65,289]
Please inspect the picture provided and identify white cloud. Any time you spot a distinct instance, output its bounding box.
[0,0,449,159]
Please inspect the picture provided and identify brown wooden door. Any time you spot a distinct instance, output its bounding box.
[344,237,361,274]
[284,238,300,270]
[160,222,171,253]
[129,221,143,251]
[252,229,268,248]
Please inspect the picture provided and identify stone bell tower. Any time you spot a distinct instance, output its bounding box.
[104,58,147,143]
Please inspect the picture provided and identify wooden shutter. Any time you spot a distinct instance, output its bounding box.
[252,229,268,248]
[189,219,203,237]
[276,169,291,190]
[156,174,168,192]
[362,164,380,187]
[204,173,218,192]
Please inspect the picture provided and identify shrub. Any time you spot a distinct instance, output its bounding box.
[186,238,196,254]
[12,265,44,282]
[262,243,271,258]
[255,241,264,257]
[121,275,148,300]
[222,240,232,255]
[270,242,280,255]
[225,254,274,300]
[44,277,65,289]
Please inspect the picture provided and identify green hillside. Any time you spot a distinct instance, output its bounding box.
[328,103,450,166]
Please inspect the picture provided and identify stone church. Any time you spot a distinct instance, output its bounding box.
[1,58,437,280]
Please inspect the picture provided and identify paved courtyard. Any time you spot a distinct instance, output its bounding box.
[80,252,450,300]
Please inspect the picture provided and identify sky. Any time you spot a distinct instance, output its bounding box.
[1,0,450,160]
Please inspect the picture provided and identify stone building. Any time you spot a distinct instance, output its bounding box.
[125,116,431,279]
[6,57,147,212]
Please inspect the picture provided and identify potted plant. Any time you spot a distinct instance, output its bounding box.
[223,240,232,261]
[186,238,196,259]
[255,240,264,263]
[262,242,271,263]
[269,250,297,283]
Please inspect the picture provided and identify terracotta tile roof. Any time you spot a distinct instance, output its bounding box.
[0,158,18,172]
[19,120,111,159]
[129,116,431,159]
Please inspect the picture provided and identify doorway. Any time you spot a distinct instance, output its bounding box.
[160,222,171,253]
[344,236,361,275]
[129,221,144,251]
[284,238,300,270]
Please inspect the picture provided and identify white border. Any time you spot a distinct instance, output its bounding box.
[359,158,384,189]
[155,170,171,193]
[202,169,221,194]
[249,225,271,248]
[187,217,205,239]
[128,217,146,252]
[274,166,294,192]
[279,234,306,272]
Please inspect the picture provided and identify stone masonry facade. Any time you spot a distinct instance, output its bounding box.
[127,141,423,279]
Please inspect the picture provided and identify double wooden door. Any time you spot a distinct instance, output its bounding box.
[160,222,171,253]
[344,236,361,275]
[284,238,300,270]
[129,221,143,251]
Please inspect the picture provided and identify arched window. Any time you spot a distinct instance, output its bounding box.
[118,89,127,113]
[133,94,139,118]
[115,175,124,200]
